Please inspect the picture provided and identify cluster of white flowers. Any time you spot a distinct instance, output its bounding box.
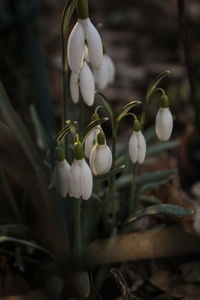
[68,10,115,106]
[53,128,112,199]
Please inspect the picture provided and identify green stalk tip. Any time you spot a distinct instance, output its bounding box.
[55,147,65,161]
[97,130,105,145]
[134,119,141,132]
[76,0,89,19]
[160,95,169,108]
[74,142,84,160]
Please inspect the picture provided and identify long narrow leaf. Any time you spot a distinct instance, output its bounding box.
[94,165,125,180]
[146,70,170,101]
[127,204,193,224]
[0,82,42,168]
[147,140,179,155]
[80,117,108,143]
[116,101,141,123]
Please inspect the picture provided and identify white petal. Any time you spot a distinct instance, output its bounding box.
[80,159,93,200]
[69,159,81,199]
[104,54,115,84]
[137,131,146,164]
[81,18,103,69]
[53,160,70,197]
[128,132,138,164]
[67,21,85,73]
[70,72,79,103]
[155,108,173,141]
[89,144,112,175]
[84,45,90,62]
[93,56,109,90]
[85,131,96,158]
[80,61,95,106]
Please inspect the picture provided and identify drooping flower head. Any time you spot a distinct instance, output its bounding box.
[69,141,93,200]
[155,94,173,141]
[53,147,70,197]
[84,112,102,158]
[89,130,112,175]
[67,0,103,74]
[129,120,146,164]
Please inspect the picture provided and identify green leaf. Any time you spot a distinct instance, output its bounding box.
[116,101,141,123]
[127,204,193,224]
[115,169,176,190]
[95,91,115,131]
[0,82,42,168]
[80,117,108,144]
[138,195,161,205]
[143,125,156,143]
[56,123,72,142]
[146,70,170,101]
[137,179,171,196]
[0,235,53,257]
[94,165,125,180]
[147,140,179,155]
[30,105,50,150]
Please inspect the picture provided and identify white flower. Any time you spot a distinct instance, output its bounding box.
[84,126,101,158]
[129,131,146,164]
[70,72,79,103]
[89,143,112,175]
[155,107,173,141]
[53,160,70,197]
[93,54,115,90]
[67,20,85,74]
[67,18,103,73]
[80,18,103,69]
[69,158,93,200]
[79,61,95,106]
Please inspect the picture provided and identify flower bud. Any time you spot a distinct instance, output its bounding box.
[129,129,146,164]
[53,147,70,197]
[155,107,173,141]
[89,131,112,175]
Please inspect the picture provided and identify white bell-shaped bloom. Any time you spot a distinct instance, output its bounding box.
[53,159,70,198]
[93,54,115,90]
[155,107,173,141]
[69,158,93,200]
[89,130,112,175]
[105,54,115,84]
[90,144,112,175]
[70,72,79,103]
[85,127,101,158]
[79,61,95,106]
[67,20,85,74]
[129,131,146,164]
[81,18,103,69]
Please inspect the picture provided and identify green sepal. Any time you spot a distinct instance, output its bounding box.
[55,147,65,161]
[133,119,141,132]
[160,94,169,108]
[92,112,99,121]
[97,130,105,145]
[74,142,84,160]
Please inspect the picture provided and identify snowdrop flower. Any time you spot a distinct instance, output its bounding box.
[69,142,93,200]
[89,130,112,175]
[155,94,173,141]
[129,120,146,164]
[84,112,103,158]
[93,54,115,90]
[79,61,95,106]
[67,0,103,74]
[69,72,79,104]
[53,147,70,197]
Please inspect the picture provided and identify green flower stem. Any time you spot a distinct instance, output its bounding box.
[129,163,138,215]
[61,0,76,155]
[74,198,82,259]
[109,124,118,227]
[79,95,85,132]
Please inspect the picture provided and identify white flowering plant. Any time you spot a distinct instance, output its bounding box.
[0,0,193,298]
